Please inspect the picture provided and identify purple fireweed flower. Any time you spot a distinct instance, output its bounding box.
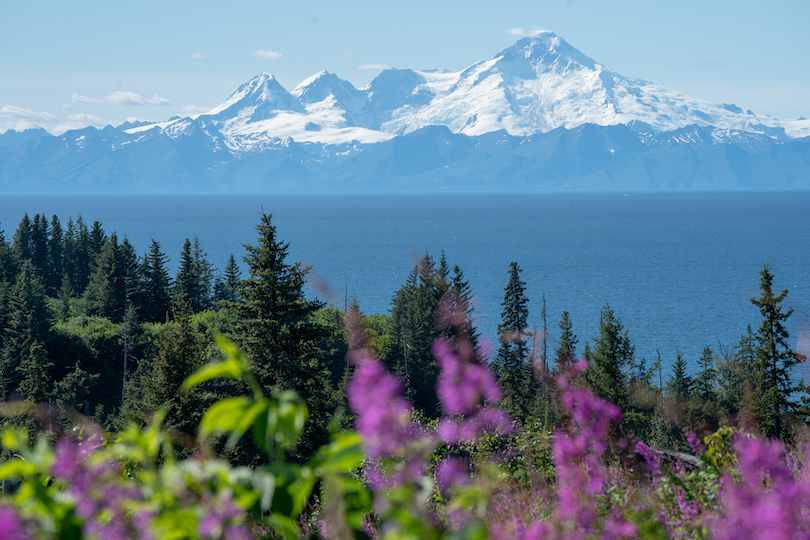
[198,492,252,540]
[434,340,501,415]
[436,456,471,490]
[601,511,638,539]
[433,339,514,445]
[685,429,704,455]
[0,506,31,540]
[347,358,414,459]
[553,368,627,535]
[709,435,810,540]
[636,440,661,475]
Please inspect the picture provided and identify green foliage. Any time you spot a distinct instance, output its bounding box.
[0,336,368,540]
[83,234,139,323]
[231,212,333,460]
[554,310,577,371]
[1,261,52,401]
[494,261,533,421]
[583,302,635,410]
[750,265,801,440]
[665,351,693,400]
[387,254,445,417]
[139,239,172,323]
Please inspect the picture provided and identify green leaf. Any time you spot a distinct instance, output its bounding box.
[181,357,245,391]
[0,459,38,479]
[267,514,300,540]
[311,432,364,474]
[199,397,252,439]
[226,399,270,449]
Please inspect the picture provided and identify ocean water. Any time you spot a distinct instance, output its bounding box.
[2,191,809,378]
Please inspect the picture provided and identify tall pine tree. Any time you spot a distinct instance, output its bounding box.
[1,261,52,401]
[554,311,578,372]
[582,302,635,410]
[750,265,801,440]
[139,239,172,323]
[232,212,332,459]
[494,261,532,420]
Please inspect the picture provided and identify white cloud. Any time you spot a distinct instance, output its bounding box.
[182,105,212,115]
[528,27,546,37]
[0,105,57,132]
[344,53,358,65]
[357,64,391,71]
[507,27,525,36]
[0,106,108,135]
[72,91,172,106]
[253,49,282,60]
[189,52,205,61]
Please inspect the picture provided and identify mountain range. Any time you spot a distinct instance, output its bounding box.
[2,30,809,193]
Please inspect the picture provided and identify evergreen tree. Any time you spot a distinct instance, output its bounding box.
[0,223,17,284]
[46,215,64,295]
[1,261,52,401]
[84,234,139,323]
[494,262,532,419]
[715,328,756,419]
[387,254,444,416]
[30,213,50,283]
[554,311,578,371]
[750,265,801,440]
[582,302,635,409]
[666,351,693,399]
[153,306,203,437]
[214,253,242,302]
[53,365,99,411]
[437,264,479,352]
[232,212,331,459]
[173,238,213,312]
[88,220,106,260]
[70,216,95,294]
[191,236,214,311]
[17,341,54,403]
[12,213,32,264]
[140,239,172,323]
[694,346,717,403]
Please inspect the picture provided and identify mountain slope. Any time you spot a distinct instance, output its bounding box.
[2,30,810,193]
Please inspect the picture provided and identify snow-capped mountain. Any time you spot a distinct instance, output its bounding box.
[3,30,810,194]
[126,30,809,152]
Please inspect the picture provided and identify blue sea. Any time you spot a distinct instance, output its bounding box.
[2,191,809,379]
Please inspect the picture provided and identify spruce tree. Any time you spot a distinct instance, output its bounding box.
[191,236,214,311]
[12,213,32,264]
[84,234,139,323]
[1,261,52,401]
[153,306,203,437]
[0,223,17,284]
[666,351,693,399]
[554,311,578,371]
[30,213,50,283]
[46,215,64,296]
[71,215,94,294]
[17,341,54,403]
[750,265,801,440]
[444,264,480,350]
[214,253,242,302]
[388,253,445,417]
[582,302,635,409]
[694,346,717,403]
[495,261,532,420]
[232,212,331,459]
[140,239,172,323]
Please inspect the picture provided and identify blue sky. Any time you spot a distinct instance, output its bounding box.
[1,0,808,134]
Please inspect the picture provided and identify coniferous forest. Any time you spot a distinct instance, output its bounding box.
[0,210,809,539]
